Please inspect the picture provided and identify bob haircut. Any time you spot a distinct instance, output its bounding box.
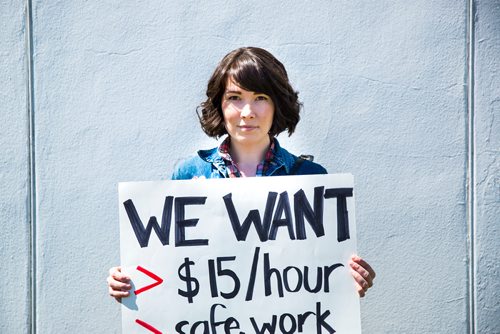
[198,47,302,138]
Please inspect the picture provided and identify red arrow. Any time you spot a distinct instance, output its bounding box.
[134,265,163,295]
[135,319,162,334]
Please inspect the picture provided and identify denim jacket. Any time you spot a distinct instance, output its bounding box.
[171,139,327,180]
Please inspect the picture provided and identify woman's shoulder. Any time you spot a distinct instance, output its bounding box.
[274,142,328,175]
[295,157,328,175]
[171,147,222,180]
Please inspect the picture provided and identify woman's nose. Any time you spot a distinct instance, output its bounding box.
[240,102,255,118]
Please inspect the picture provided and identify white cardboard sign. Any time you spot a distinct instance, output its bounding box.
[119,174,361,334]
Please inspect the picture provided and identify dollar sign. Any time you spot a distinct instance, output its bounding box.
[178,257,199,303]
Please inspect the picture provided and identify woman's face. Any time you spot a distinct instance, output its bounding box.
[221,77,274,149]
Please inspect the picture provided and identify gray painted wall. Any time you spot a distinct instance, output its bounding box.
[1,1,31,333]
[1,1,498,333]
[474,1,500,333]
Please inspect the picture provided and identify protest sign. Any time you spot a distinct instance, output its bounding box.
[119,174,361,333]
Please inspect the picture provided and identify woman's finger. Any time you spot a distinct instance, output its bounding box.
[107,276,132,291]
[356,284,365,298]
[350,269,367,297]
[108,286,130,298]
[349,260,374,288]
[351,269,369,297]
[351,255,376,280]
[109,266,130,283]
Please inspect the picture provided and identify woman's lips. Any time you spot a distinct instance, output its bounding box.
[238,125,258,131]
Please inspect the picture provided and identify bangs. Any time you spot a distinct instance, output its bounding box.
[227,57,274,95]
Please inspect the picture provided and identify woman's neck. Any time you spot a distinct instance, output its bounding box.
[229,137,271,176]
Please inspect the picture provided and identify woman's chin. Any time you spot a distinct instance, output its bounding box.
[231,133,269,147]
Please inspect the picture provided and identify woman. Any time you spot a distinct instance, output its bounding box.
[108,47,375,300]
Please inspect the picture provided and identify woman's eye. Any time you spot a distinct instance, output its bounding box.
[227,95,240,101]
[256,95,268,101]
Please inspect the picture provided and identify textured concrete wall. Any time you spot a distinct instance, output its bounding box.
[319,3,470,333]
[0,1,31,333]
[2,0,499,333]
[474,1,500,333]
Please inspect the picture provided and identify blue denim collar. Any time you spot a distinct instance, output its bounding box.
[198,146,227,177]
[197,137,292,177]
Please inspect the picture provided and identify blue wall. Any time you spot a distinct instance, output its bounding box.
[1,1,498,333]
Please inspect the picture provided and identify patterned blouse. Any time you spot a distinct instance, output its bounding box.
[217,136,276,178]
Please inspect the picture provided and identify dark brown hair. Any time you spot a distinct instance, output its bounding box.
[198,47,302,138]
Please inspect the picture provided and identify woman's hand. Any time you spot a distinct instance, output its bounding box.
[107,266,131,302]
[349,255,376,297]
